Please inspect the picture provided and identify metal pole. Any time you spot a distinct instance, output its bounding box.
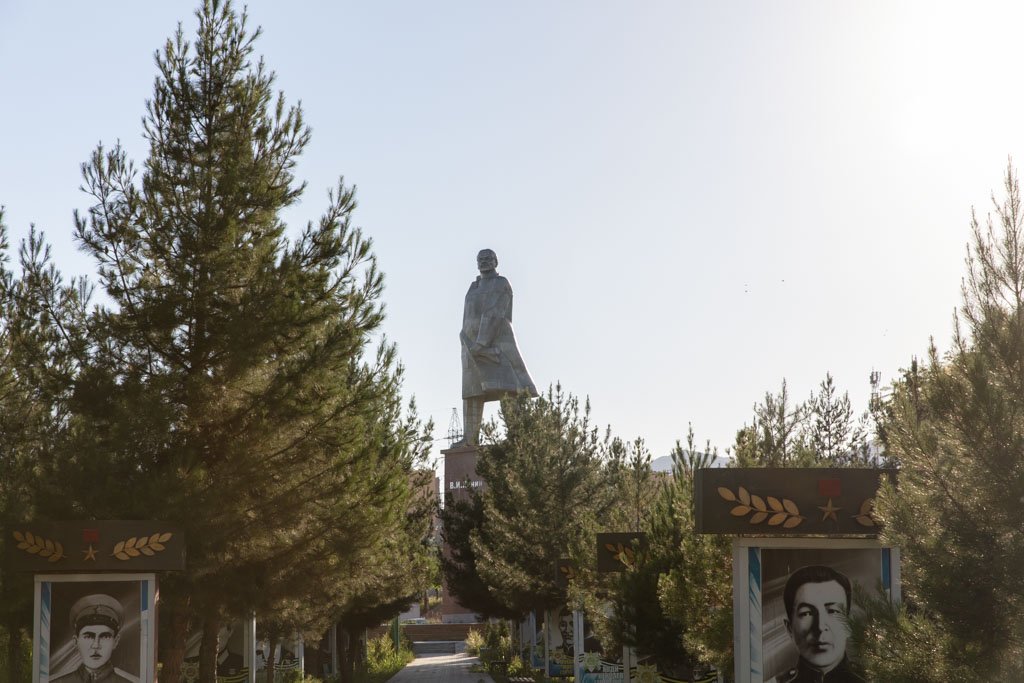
[391,617,401,652]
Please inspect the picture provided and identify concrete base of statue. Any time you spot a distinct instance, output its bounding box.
[439,443,485,623]
[441,443,483,502]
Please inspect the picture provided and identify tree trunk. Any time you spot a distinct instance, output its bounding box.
[305,632,325,678]
[351,629,365,676]
[266,633,278,683]
[337,625,353,683]
[198,614,221,683]
[159,596,191,683]
[6,620,22,683]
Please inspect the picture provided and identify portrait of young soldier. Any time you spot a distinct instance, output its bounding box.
[51,593,135,683]
[557,608,575,657]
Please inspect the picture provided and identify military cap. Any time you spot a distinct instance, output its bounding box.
[69,593,124,634]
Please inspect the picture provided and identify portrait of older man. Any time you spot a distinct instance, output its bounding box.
[770,565,865,683]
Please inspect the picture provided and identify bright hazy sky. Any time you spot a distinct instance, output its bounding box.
[3,1,1024,467]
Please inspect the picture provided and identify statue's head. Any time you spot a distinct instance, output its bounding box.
[477,249,498,273]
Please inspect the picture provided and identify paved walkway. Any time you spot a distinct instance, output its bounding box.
[387,652,495,682]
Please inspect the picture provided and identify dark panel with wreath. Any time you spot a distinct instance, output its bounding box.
[6,520,185,572]
[555,558,578,587]
[694,468,896,536]
[596,532,648,572]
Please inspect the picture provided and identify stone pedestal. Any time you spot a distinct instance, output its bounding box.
[442,443,483,502]
[440,443,484,622]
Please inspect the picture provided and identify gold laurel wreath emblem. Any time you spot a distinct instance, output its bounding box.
[605,543,636,568]
[111,532,173,560]
[559,564,577,581]
[717,486,805,528]
[12,531,66,562]
[853,498,878,527]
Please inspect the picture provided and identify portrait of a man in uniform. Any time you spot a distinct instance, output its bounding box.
[771,565,864,683]
[760,548,884,683]
[51,593,135,683]
[543,606,576,677]
[556,607,574,658]
[39,578,148,683]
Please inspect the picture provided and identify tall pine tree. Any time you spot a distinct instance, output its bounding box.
[860,165,1024,680]
[733,379,813,467]
[439,491,521,620]
[27,3,423,681]
[469,386,617,616]
[598,427,717,680]
[658,428,734,679]
[0,215,92,679]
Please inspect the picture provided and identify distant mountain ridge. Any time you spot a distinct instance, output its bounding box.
[651,453,730,472]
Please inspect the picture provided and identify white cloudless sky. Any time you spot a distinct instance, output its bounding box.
[3,1,1024,469]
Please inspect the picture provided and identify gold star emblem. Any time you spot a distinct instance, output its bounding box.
[82,545,97,561]
[818,498,842,522]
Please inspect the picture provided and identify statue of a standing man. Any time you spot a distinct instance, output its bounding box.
[459,249,538,446]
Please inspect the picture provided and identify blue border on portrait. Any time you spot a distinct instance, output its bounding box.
[748,547,762,681]
[39,581,51,677]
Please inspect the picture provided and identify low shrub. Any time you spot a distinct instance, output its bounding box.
[465,628,485,656]
[360,633,412,682]
[483,620,509,653]
[482,620,515,662]
[508,655,528,676]
[275,670,307,683]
